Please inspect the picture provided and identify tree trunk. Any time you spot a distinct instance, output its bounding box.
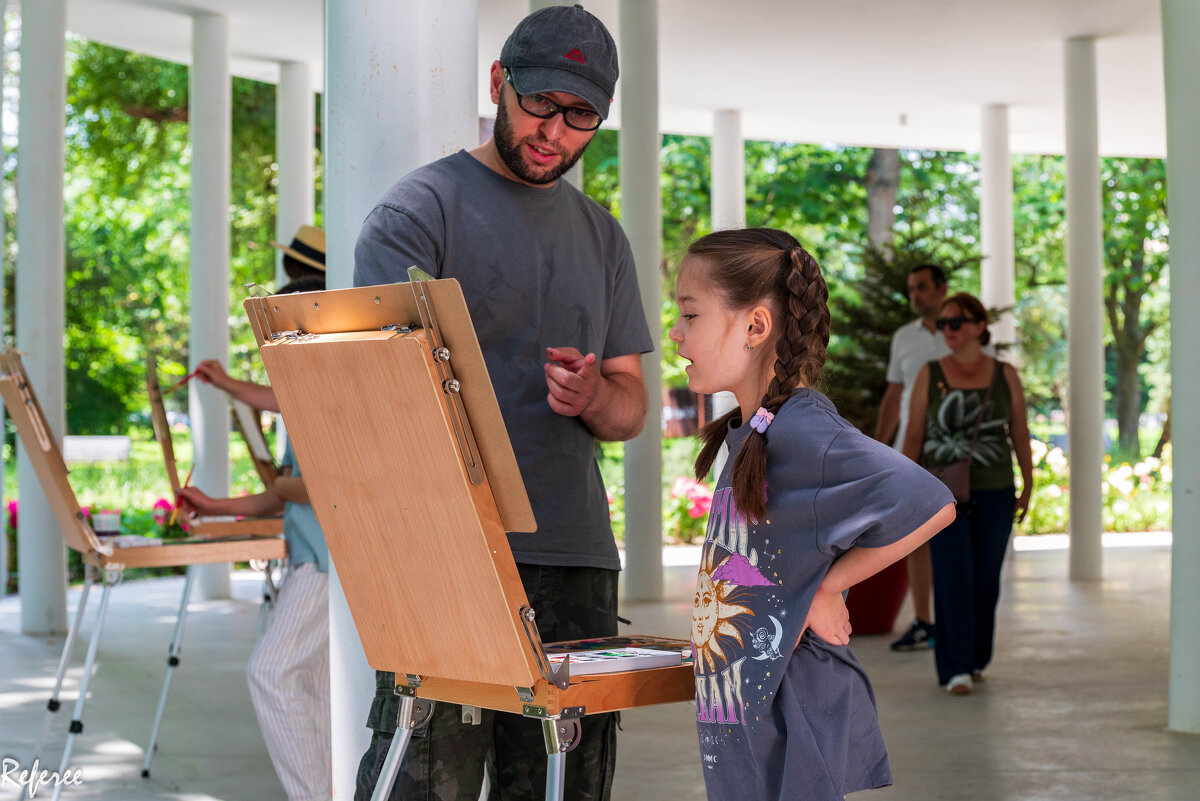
[1152,394,1171,459]
[866,148,900,255]
[1114,342,1142,459]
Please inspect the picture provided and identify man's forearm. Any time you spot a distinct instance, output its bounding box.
[580,372,648,442]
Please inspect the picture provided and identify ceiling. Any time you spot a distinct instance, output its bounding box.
[36,0,1168,157]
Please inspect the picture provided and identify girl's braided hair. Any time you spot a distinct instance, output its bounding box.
[689,228,830,523]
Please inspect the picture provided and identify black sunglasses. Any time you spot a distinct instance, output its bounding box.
[503,69,602,132]
[936,316,976,331]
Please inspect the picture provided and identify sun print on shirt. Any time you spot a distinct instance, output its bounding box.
[693,546,755,673]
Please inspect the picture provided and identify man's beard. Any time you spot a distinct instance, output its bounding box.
[493,99,587,186]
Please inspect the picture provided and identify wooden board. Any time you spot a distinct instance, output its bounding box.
[145,354,182,494]
[230,400,278,488]
[408,662,696,717]
[258,329,541,688]
[245,281,535,534]
[0,350,101,555]
[89,535,286,569]
[0,347,286,568]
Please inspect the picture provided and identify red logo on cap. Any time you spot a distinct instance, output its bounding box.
[564,48,586,63]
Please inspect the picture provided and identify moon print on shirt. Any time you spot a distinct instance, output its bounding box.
[750,615,784,661]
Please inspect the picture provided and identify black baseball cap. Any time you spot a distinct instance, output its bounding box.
[499,4,618,120]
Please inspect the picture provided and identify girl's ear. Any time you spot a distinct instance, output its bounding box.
[745,305,774,351]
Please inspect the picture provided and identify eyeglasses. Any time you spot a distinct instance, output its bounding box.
[503,69,602,132]
[935,316,976,331]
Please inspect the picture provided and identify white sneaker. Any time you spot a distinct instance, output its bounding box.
[946,673,974,695]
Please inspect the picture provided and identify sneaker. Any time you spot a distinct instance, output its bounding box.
[890,618,935,652]
[971,671,986,683]
[946,673,974,695]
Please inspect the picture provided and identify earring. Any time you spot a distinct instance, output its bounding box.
[745,343,755,351]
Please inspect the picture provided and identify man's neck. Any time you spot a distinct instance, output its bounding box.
[919,314,939,333]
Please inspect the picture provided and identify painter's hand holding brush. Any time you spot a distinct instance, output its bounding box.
[192,358,281,413]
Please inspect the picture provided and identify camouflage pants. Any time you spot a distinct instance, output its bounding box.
[355,564,620,801]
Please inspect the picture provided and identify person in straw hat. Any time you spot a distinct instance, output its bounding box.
[272,224,326,280]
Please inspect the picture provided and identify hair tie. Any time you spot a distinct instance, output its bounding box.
[749,407,774,434]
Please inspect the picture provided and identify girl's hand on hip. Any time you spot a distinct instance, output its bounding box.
[802,587,852,646]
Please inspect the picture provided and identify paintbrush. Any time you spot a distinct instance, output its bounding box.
[169,464,195,527]
[165,368,201,394]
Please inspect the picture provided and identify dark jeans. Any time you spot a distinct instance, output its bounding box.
[356,564,619,801]
[928,487,1016,685]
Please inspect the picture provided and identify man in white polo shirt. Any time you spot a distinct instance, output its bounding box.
[875,264,948,651]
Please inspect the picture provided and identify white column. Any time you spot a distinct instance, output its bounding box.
[711,109,745,231]
[0,0,8,599]
[275,61,315,288]
[189,13,232,599]
[980,104,1017,352]
[1162,0,1200,734]
[709,109,745,426]
[619,0,663,602]
[15,0,68,632]
[1063,37,1104,581]
[325,1,477,794]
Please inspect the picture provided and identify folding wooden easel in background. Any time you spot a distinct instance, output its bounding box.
[246,276,694,801]
[1,349,286,800]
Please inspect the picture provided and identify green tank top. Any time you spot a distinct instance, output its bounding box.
[923,359,1015,490]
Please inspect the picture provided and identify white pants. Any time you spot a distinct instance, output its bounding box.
[246,562,331,801]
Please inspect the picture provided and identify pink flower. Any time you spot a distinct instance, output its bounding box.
[6,499,16,531]
[153,498,174,525]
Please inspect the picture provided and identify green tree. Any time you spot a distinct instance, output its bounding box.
[1101,157,1168,459]
[57,38,319,433]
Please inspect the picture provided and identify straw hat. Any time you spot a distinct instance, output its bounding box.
[270,225,326,272]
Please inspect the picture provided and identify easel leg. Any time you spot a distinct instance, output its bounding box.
[49,569,121,801]
[18,566,98,801]
[540,717,580,801]
[371,695,416,801]
[141,564,197,778]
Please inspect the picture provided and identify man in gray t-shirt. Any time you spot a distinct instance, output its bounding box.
[351,7,652,801]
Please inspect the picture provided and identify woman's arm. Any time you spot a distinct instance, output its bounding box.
[176,486,285,518]
[901,364,931,463]
[1005,363,1034,522]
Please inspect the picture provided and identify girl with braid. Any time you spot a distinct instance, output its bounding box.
[670,228,955,801]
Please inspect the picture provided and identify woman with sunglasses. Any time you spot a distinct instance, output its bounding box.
[901,292,1034,696]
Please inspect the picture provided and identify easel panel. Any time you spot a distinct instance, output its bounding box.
[409,663,696,717]
[90,536,287,569]
[260,331,540,688]
[191,516,284,538]
[0,352,101,555]
[145,356,182,495]
[245,283,535,533]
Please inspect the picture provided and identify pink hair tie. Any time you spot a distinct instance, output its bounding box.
[749,407,774,434]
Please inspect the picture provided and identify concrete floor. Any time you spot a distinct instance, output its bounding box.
[1,539,1197,800]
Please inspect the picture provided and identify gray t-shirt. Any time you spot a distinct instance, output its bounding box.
[693,389,952,801]
[354,150,653,570]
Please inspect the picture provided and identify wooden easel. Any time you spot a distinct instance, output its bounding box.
[245,277,694,801]
[145,354,282,535]
[0,349,286,799]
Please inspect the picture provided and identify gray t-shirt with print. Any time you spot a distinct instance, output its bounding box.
[354,150,653,570]
[694,389,952,801]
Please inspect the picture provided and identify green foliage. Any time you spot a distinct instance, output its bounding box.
[824,233,981,432]
[58,38,320,433]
